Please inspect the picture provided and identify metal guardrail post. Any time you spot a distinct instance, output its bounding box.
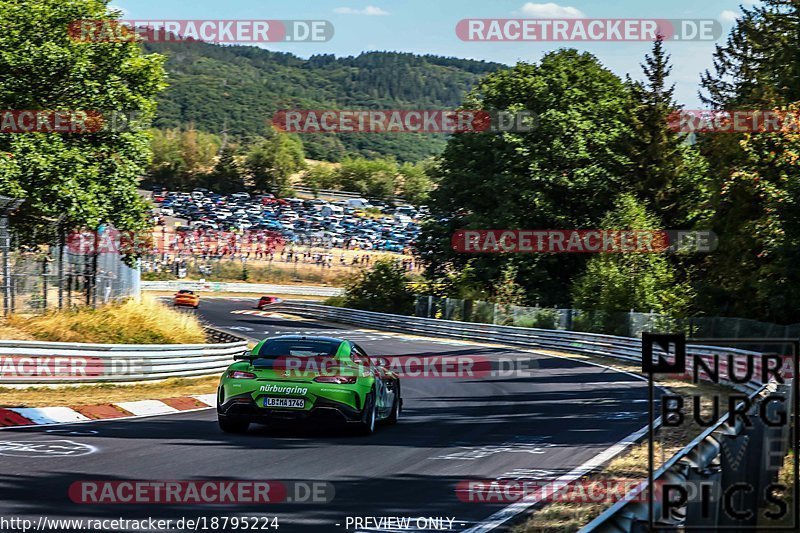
[683,436,722,528]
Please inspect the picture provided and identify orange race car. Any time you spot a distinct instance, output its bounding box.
[173,289,200,309]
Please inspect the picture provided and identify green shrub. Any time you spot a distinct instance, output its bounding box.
[515,309,560,329]
[323,295,347,307]
[341,259,414,314]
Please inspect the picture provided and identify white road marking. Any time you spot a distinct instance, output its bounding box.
[10,407,90,425]
[0,439,97,457]
[114,400,179,416]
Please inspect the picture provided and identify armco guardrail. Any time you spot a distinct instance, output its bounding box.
[142,281,343,297]
[268,302,792,530]
[269,302,769,394]
[0,327,247,385]
[580,380,793,532]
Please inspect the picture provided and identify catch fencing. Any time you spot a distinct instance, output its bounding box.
[415,295,800,339]
[3,222,140,315]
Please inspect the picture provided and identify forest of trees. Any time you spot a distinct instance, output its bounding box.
[143,41,504,162]
[146,127,435,203]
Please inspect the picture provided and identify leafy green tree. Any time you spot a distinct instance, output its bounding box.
[243,134,305,195]
[337,156,398,200]
[0,0,166,245]
[148,126,220,189]
[301,163,339,193]
[701,0,800,108]
[420,50,635,306]
[342,258,414,314]
[492,264,526,325]
[572,194,693,319]
[694,0,800,322]
[205,144,244,193]
[695,103,800,322]
[398,161,434,205]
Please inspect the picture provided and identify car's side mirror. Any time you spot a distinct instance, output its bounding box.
[234,350,251,361]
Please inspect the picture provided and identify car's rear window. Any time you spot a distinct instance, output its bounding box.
[178,290,194,294]
[256,339,340,359]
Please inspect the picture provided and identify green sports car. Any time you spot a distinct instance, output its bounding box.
[217,335,402,434]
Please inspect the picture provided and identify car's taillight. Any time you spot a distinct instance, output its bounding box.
[228,370,256,379]
[313,375,357,384]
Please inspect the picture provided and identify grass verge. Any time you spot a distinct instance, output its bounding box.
[4,295,206,344]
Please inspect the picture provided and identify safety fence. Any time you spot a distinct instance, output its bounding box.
[0,326,247,386]
[415,295,800,339]
[5,247,139,315]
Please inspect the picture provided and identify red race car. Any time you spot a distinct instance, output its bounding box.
[256,295,283,310]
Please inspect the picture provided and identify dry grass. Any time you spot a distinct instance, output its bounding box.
[0,376,220,407]
[0,323,35,341]
[5,295,206,344]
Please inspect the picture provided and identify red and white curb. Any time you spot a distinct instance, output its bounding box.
[0,394,217,428]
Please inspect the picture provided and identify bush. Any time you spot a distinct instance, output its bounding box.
[341,259,414,314]
[323,295,347,307]
[515,309,560,330]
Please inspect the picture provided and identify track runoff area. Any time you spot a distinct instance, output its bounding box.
[0,298,657,532]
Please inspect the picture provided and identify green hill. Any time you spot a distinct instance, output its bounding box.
[143,41,505,162]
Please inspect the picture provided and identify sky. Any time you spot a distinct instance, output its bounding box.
[111,0,762,107]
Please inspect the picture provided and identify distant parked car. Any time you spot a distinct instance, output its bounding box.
[346,198,372,209]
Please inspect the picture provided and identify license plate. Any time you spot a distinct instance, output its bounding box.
[264,397,305,409]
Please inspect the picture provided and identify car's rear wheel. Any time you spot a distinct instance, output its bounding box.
[386,387,401,425]
[218,416,249,433]
[357,391,377,435]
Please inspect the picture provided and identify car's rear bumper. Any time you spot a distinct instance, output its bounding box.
[217,395,362,424]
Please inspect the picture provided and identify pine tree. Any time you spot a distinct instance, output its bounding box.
[700,0,800,107]
[628,37,709,227]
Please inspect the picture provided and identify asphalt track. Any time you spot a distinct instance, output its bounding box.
[0,298,658,532]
